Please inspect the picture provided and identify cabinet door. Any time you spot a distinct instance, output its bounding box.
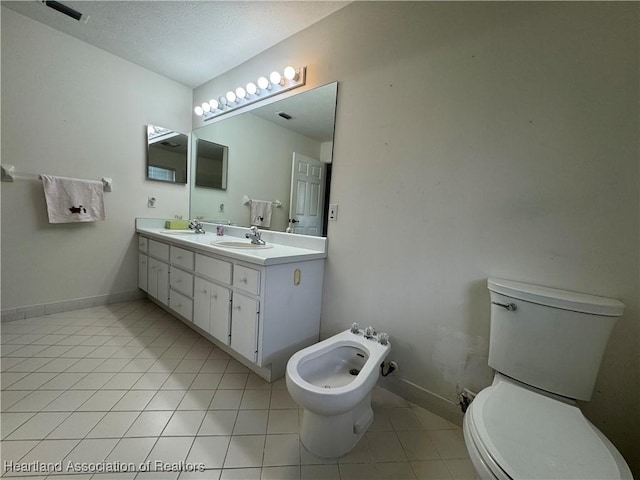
[231,292,259,362]
[194,278,231,345]
[138,253,148,292]
[148,257,169,305]
[156,260,169,305]
[193,277,211,333]
[148,257,159,298]
[209,283,231,345]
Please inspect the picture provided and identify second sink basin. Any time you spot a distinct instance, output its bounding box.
[213,240,273,249]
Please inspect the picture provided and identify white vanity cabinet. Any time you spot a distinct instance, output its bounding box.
[168,247,195,322]
[146,240,170,305]
[138,237,149,292]
[137,232,325,381]
[194,277,232,345]
[147,257,169,305]
[230,291,259,362]
[138,254,148,292]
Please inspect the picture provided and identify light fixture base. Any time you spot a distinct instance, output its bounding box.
[198,66,306,121]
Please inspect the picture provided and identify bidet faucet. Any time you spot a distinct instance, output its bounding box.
[245,226,266,245]
[364,326,377,340]
[189,219,206,234]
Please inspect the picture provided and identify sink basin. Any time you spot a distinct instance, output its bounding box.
[213,240,273,249]
[159,230,196,234]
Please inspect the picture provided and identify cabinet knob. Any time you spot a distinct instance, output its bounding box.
[202,289,208,294]
[212,293,218,300]
[234,305,241,311]
[176,279,182,283]
[240,277,248,284]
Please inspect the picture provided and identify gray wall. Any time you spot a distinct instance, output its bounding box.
[194,2,639,473]
[1,7,192,310]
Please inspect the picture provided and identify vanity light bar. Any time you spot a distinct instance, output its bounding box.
[194,65,306,121]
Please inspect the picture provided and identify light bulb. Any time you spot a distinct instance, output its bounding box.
[218,96,227,107]
[226,91,237,103]
[257,76,270,90]
[246,82,258,95]
[202,102,211,113]
[235,87,247,99]
[209,99,219,110]
[283,66,297,80]
[194,105,204,116]
[269,71,282,85]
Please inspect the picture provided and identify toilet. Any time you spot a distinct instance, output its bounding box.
[286,326,391,458]
[464,278,632,480]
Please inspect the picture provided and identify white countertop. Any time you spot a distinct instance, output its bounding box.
[136,226,327,266]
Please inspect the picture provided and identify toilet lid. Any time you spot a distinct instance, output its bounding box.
[471,381,630,480]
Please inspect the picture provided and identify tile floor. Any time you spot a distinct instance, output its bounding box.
[1,300,475,479]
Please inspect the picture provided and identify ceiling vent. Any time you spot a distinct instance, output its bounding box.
[41,1,88,23]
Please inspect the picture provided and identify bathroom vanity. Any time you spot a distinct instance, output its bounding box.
[136,219,326,381]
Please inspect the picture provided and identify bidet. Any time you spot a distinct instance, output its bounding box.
[286,327,391,458]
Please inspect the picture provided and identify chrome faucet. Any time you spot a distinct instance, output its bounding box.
[245,226,266,245]
[364,326,377,340]
[189,219,206,234]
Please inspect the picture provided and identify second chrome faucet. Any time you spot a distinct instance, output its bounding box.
[245,226,266,245]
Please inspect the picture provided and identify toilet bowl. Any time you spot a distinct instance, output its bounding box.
[462,278,632,479]
[464,374,632,480]
[286,327,390,458]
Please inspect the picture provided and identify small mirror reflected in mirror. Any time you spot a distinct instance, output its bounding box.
[146,125,188,184]
[194,138,228,190]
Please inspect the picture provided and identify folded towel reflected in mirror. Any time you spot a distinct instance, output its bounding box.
[41,175,106,223]
[250,199,272,228]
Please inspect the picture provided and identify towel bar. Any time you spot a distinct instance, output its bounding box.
[1,164,112,192]
[241,195,281,207]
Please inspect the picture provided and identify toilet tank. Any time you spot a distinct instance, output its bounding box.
[487,278,624,401]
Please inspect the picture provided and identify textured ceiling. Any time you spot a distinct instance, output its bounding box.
[2,1,348,88]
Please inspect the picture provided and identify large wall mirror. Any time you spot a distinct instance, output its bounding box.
[190,82,338,236]
[146,125,188,184]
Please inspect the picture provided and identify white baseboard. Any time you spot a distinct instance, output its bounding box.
[379,374,464,426]
[1,290,145,323]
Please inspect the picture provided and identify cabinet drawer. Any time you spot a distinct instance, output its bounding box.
[170,289,193,322]
[170,267,194,297]
[171,246,194,270]
[233,265,261,295]
[139,236,148,253]
[196,254,232,285]
[148,239,169,261]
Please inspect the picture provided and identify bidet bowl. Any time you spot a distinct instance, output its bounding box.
[286,329,390,416]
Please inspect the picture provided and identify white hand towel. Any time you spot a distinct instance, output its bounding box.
[250,199,272,228]
[41,175,106,224]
